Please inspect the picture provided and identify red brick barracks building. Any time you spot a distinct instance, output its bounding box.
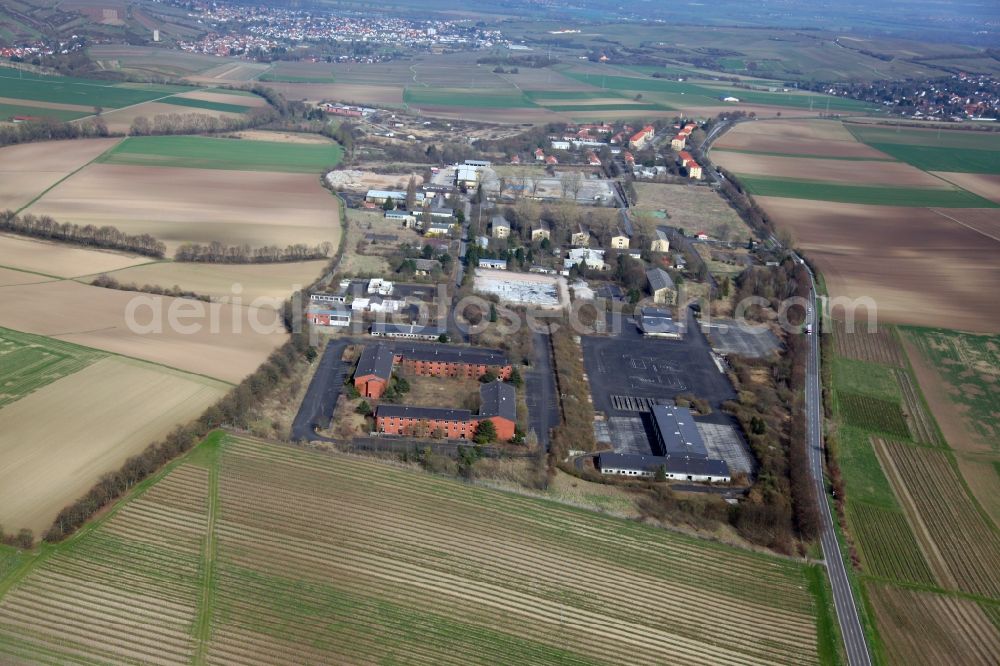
[376,381,517,441]
[353,343,512,399]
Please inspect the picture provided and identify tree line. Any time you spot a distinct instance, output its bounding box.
[0,116,112,149]
[174,241,333,264]
[44,328,316,543]
[128,108,276,137]
[0,210,166,258]
[91,274,211,302]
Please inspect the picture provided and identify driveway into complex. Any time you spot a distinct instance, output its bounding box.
[291,338,350,442]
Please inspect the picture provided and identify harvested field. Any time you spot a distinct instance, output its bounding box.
[93,260,327,306]
[713,151,944,188]
[0,433,831,663]
[874,438,1000,598]
[0,137,121,211]
[866,583,1000,666]
[931,172,1000,204]
[231,130,333,144]
[712,120,891,158]
[846,501,935,585]
[0,280,287,383]
[0,267,53,286]
[0,356,226,534]
[757,198,1000,332]
[259,82,404,105]
[928,207,1000,241]
[170,89,269,108]
[0,234,154,277]
[632,182,752,242]
[831,318,905,366]
[0,96,91,112]
[27,163,340,256]
[193,61,269,82]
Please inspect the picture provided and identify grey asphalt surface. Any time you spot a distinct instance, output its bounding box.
[525,330,558,449]
[800,258,872,666]
[291,338,350,442]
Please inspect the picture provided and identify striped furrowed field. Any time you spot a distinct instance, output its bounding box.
[0,463,209,664]
[866,583,1000,666]
[831,319,906,367]
[0,327,104,408]
[845,501,935,586]
[874,438,1000,599]
[0,434,830,665]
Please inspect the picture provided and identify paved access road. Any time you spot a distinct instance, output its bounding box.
[800,259,872,666]
[525,330,559,449]
[291,338,350,442]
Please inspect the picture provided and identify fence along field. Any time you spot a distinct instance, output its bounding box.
[0,434,832,665]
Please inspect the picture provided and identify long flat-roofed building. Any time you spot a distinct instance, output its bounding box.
[596,453,730,483]
[393,344,512,380]
[650,404,708,458]
[375,381,517,441]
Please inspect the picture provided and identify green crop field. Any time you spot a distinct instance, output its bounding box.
[846,125,1000,173]
[839,394,910,439]
[0,327,105,409]
[403,87,535,108]
[98,135,344,173]
[737,175,999,207]
[0,102,91,122]
[847,502,936,586]
[160,96,255,114]
[560,71,876,112]
[0,433,837,665]
[0,70,185,109]
[542,102,671,112]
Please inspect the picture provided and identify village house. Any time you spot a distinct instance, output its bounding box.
[629,125,655,150]
[650,226,671,253]
[571,223,591,247]
[531,223,551,242]
[491,215,511,239]
[647,267,677,304]
[609,226,630,250]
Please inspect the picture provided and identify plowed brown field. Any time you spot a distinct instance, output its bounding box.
[713,151,944,188]
[0,280,287,383]
[27,163,340,255]
[714,119,890,158]
[0,137,121,210]
[757,197,1000,332]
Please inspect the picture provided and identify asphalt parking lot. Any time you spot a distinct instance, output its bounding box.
[582,310,735,420]
[702,319,781,358]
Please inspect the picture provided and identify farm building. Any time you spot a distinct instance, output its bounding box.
[491,216,511,239]
[479,258,508,271]
[639,308,681,338]
[595,453,730,483]
[354,344,395,399]
[650,227,671,253]
[647,268,677,304]
[371,322,445,341]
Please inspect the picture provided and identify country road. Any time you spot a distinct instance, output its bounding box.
[799,257,872,666]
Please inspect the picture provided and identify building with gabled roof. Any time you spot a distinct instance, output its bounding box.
[354,344,395,398]
[647,267,677,304]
